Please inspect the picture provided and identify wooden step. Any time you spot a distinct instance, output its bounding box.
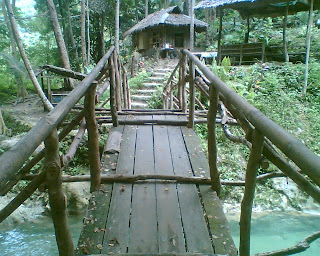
[131,95,152,100]
[136,89,158,94]
[144,82,161,88]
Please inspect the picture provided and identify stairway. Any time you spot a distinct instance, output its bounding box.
[130,60,178,109]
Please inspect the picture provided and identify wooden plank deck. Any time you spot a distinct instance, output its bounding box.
[76,114,238,256]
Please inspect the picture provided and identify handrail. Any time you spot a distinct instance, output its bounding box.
[182,49,320,187]
[0,46,115,191]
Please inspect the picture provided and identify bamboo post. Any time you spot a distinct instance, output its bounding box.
[283,2,289,62]
[188,59,195,128]
[45,129,74,256]
[181,54,187,113]
[207,85,221,196]
[239,129,264,256]
[84,84,101,192]
[122,65,128,109]
[109,55,119,127]
[303,0,314,95]
[114,52,122,111]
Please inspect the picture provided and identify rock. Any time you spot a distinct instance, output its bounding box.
[0,134,24,150]
[0,193,46,227]
[63,182,91,214]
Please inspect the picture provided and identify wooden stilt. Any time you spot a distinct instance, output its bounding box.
[207,86,221,196]
[45,129,74,256]
[239,129,264,256]
[84,85,101,192]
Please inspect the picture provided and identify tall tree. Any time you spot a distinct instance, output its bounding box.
[66,0,80,71]
[303,0,314,95]
[4,0,53,111]
[81,0,87,69]
[115,0,120,53]
[46,0,73,89]
[145,0,148,17]
[2,0,27,100]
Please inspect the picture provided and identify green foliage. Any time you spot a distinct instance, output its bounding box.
[2,111,31,136]
[129,70,151,90]
[209,57,230,82]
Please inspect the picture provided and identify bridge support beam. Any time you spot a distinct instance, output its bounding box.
[45,129,74,256]
[85,84,101,192]
[239,129,264,256]
[207,86,221,196]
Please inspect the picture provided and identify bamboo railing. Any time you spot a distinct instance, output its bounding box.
[0,46,128,255]
[165,49,320,256]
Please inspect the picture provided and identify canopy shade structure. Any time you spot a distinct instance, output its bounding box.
[123,6,208,38]
[195,0,320,18]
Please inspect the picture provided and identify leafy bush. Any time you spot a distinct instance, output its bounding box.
[128,70,151,90]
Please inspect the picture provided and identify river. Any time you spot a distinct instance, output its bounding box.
[0,212,319,255]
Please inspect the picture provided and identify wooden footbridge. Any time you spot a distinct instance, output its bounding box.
[0,46,320,256]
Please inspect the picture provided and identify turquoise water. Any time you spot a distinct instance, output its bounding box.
[227,212,320,255]
[0,215,83,256]
[0,213,319,255]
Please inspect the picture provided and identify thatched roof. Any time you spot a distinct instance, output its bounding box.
[123,6,208,38]
[195,0,319,18]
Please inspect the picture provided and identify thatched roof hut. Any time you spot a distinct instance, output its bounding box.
[124,6,207,38]
[123,6,208,52]
[195,0,319,18]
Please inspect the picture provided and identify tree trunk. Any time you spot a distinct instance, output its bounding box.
[115,0,120,54]
[2,0,27,100]
[283,3,289,62]
[86,0,90,65]
[66,0,80,71]
[303,0,314,95]
[244,16,250,43]
[81,0,87,69]
[217,8,223,65]
[4,0,53,111]
[46,0,74,89]
[145,0,148,17]
[189,0,194,51]
[57,0,69,48]
[0,108,11,136]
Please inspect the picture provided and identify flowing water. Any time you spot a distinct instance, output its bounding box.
[0,212,319,255]
[0,215,83,256]
[227,212,320,255]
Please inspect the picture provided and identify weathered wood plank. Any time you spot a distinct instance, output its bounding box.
[101,124,137,254]
[167,125,214,253]
[153,119,186,253]
[76,126,124,255]
[129,118,158,253]
[180,127,237,256]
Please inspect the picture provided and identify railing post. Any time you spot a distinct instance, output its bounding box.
[113,52,122,111]
[110,54,119,127]
[181,53,187,113]
[170,82,173,109]
[45,129,74,256]
[207,85,221,196]
[188,59,195,128]
[84,84,101,192]
[240,129,264,256]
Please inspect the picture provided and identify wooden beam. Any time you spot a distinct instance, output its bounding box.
[45,129,74,256]
[84,85,101,192]
[0,47,114,191]
[183,49,320,187]
[188,60,195,128]
[240,129,264,256]
[208,86,221,195]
